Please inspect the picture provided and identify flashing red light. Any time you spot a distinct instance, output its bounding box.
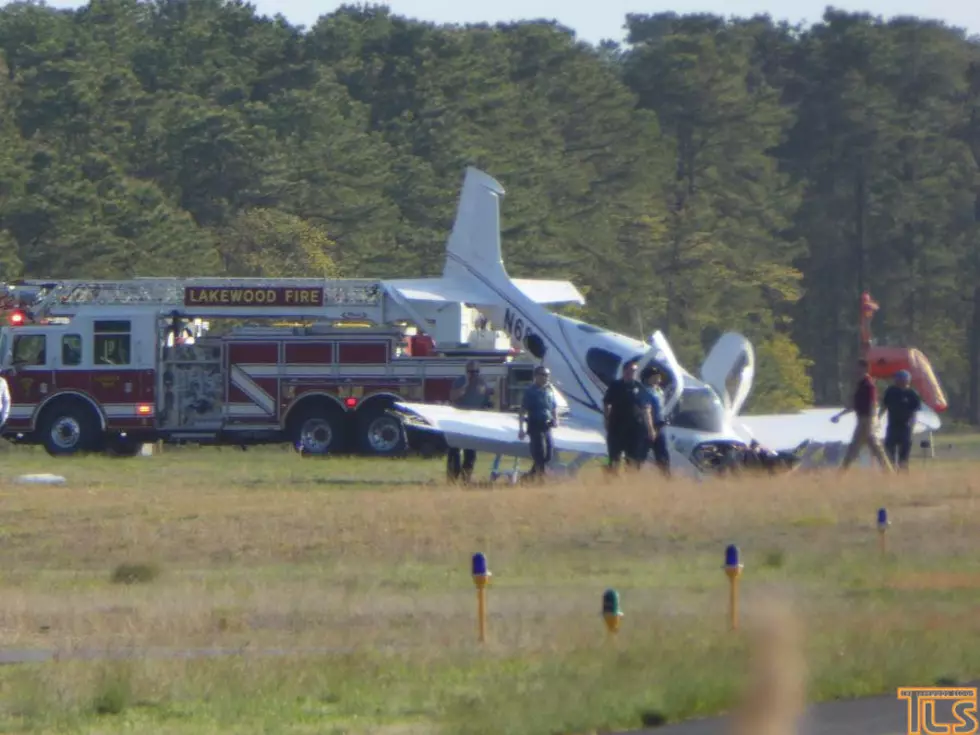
[8,311,24,325]
[344,396,357,408]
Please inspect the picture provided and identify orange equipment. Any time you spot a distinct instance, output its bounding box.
[859,291,948,413]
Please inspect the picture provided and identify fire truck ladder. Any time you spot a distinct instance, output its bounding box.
[24,277,406,324]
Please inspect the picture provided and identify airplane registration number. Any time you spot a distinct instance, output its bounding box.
[503,307,535,344]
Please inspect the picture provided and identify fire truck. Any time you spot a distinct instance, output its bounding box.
[0,277,538,458]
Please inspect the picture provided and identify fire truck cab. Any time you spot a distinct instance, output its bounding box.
[0,278,544,458]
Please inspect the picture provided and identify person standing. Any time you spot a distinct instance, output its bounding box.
[603,359,655,474]
[878,369,921,470]
[831,359,894,472]
[446,359,492,484]
[518,365,558,482]
[639,364,671,477]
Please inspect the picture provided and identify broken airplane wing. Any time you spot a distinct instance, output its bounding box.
[734,406,941,452]
[394,402,606,458]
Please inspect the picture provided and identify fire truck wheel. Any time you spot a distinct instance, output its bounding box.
[288,402,345,455]
[38,399,104,457]
[357,408,407,456]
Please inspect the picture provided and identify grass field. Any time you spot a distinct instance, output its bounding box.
[0,441,977,734]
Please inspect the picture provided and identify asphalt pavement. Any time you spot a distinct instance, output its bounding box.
[621,682,978,735]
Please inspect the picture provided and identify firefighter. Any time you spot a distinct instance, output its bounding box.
[878,369,921,470]
[603,358,655,474]
[446,359,492,484]
[831,359,895,472]
[639,364,671,477]
[518,365,558,482]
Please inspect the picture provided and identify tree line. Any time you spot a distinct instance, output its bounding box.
[0,0,978,421]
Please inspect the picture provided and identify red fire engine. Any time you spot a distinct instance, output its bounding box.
[0,278,535,458]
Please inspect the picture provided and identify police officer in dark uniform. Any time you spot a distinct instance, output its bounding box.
[603,358,655,473]
[878,369,921,470]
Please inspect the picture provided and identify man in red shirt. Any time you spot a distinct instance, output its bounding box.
[831,359,894,472]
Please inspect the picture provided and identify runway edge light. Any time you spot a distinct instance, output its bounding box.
[602,588,623,635]
[471,552,491,643]
[724,544,744,632]
[877,507,890,554]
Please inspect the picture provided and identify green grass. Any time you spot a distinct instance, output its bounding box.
[0,442,976,733]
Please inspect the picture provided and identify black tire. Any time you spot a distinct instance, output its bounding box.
[105,435,144,458]
[37,399,104,457]
[356,406,407,456]
[287,400,346,456]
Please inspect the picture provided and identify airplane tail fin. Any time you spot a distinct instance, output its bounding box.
[443,167,509,284]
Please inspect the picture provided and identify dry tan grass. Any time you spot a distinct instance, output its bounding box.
[0,450,976,733]
[0,459,976,652]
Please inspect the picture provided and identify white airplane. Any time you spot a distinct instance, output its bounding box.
[387,167,942,479]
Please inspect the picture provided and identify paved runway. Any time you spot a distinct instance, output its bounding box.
[621,682,978,735]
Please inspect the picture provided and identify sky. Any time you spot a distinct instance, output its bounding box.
[22,0,980,45]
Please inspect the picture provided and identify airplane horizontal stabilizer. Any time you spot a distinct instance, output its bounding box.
[385,277,585,306]
[511,279,586,305]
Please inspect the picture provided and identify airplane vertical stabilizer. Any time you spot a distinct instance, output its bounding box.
[443,167,509,284]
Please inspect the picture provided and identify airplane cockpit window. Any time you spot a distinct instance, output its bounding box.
[586,347,622,387]
[669,385,726,433]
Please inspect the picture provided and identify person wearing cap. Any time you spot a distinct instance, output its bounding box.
[639,364,670,476]
[518,365,558,482]
[878,369,921,470]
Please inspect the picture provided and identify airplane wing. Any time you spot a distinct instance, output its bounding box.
[393,402,606,458]
[734,406,942,452]
[385,277,585,306]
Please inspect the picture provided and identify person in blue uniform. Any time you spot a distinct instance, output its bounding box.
[878,369,921,470]
[518,365,558,482]
[639,364,671,477]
